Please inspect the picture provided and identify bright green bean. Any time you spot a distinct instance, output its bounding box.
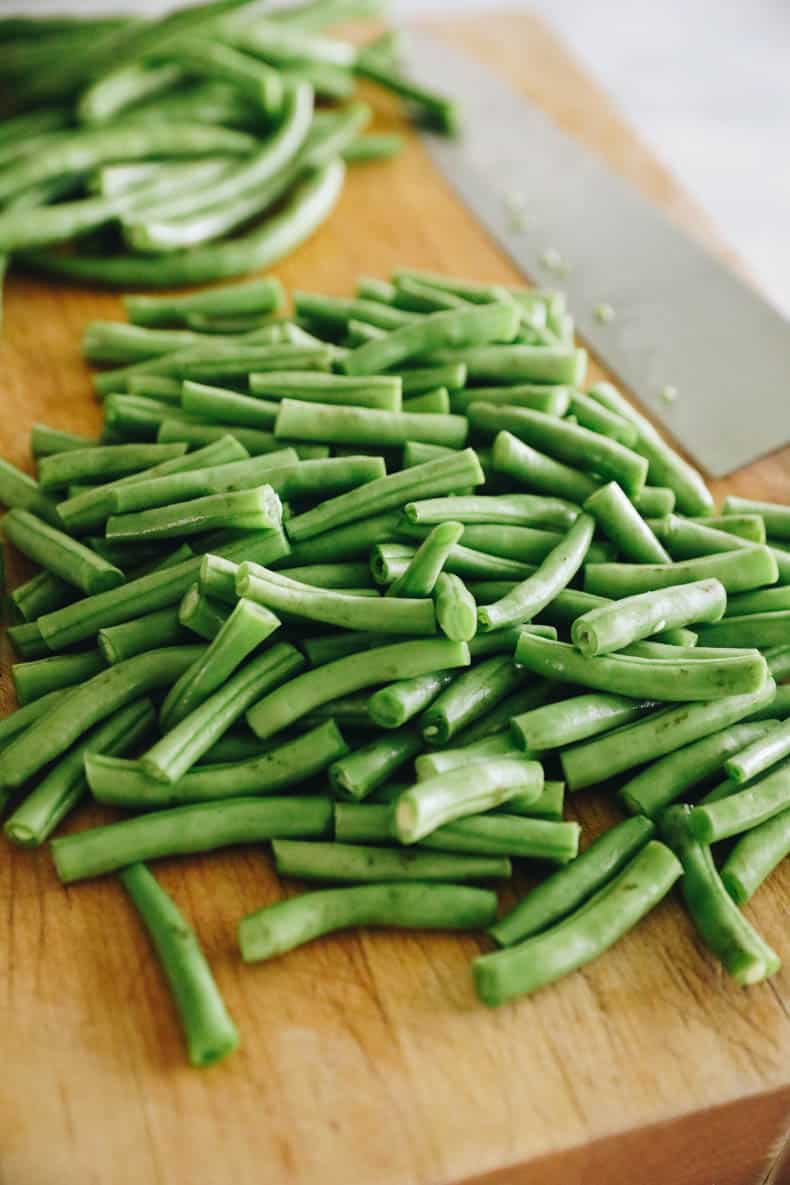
[721,807,790,904]
[402,387,451,414]
[38,443,186,490]
[427,344,582,386]
[404,493,579,530]
[329,726,423,800]
[511,692,657,751]
[725,587,790,616]
[571,578,726,657]
[725,719,790,784]
[491,430,598,504]
[272,839,511,883]
[12,650,105,706]
[249,370,402,410]
[0,457,64,527]
[450,383,571,417]
[632,485,675,517]
[4,509,124,595]
[433,572,477,642]
[388,521,463,597]
[695,611,790,649]
[366,671,455,729]
[31,424,99,457]
[125,277,284,327]
[584,547,779,597]
[722,495,790,541]
[342,303,519,376]
[274,398,468,448]
[690,759,790,843]
[583,481,669,564]
[10,571,75,621]
[419,656,528,745]
[106,484,280,541]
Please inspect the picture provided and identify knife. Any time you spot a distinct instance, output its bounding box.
[405,29,790,477]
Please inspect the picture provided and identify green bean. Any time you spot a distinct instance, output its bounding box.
[12,650,105,706]
[141,642,304,783]
[236,562,435,634]
[367,671,455,729]
[619,722,777,818]
[10,571,75,621]
[402,388,451,414]
[109,451,297,515]
[284,449,484,542]
[691,515,766,544]
[4,509,124,596]
[491,430,598,504]
[0,645,203,789]
[725,719,790,785]
[649,514,758,560]
[661,806,779,985]
[468,624,556,657]
[356,276,397,303]
[425,344,582,387]
[401,364,467,395]
[560,678,776,791]
[477,513,595,632]
[583,481,669,564]
[99,606,188,663]
[374,541,535,585]
[725,587,790,616]
[420,656,528,745]
[695,611,790,649]
[490,816,656,946]
[39,443,186,491]
[722,495,790,541]
[721,807,790,904]
[120,861,239,1067]
[24,158,346,288]
[301,692,377,729]
[393,757,543,844]
[405,493,579,530]
[31,424,99,457]
[272,839,511,882]
[470,404,647,496]
[259,454,387,501]
[433,572,477,642]
[474,840,681,1004]
[37,530,288,652]
[632,485,675,517]
[54,794,330,885]
[571,578,726,657]
[567,391,639,446]
[329,726,423,800]
[690,759,790,843]
[5,699,154,849]
[415,815,578,862]
[299,630,386,666]
[125,278,284,327]
[238,882,497,963]
[0,457,65,527]
[249,371,402,410]
[84,322,215,364]
[511,692,657,752]
[400,522,610,565]
[7,622,50,661]
[106,484,280,542]
[274,398,468,448]
[272,563,370,591]
[584,547,779,597]
[178,582,231,640]
[294,291,415,330]
[181,381,279,428]
[449,383,571,417]
[247,638,469,740]
[461,680,555,744]
[401,441,454,468]
[156,419,317,457]
[388,522,463,597]
[0,689,70,754]
[764,644,790,683]
[342,303,519,376]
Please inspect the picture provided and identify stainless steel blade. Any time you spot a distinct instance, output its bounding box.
[405,29,790,477]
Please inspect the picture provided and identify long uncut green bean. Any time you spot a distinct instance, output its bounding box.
[584,547,778,597]
[619,722,777,819]
[587,381,713,515]
[12,650,106,705]
[246,638,470,740]
[53,796,332,884]
[477,513,594,632]
[141,642,303,783]
[661,806,779,985]
[393,757,543,844]
[37,530,289,651]
[87,720,347,808]
[721,808,790,905]
[722,495,790,541]
[419,656,527,745]
[725,720,790,784]
[511,692,657,751]
[236,562,435,634]
[560,678,776,791]
[469,404,647,496]
[239,882,498,963]
[3,509,124,595]
[329,726,423,800]
[689,760,790,843]
[0,646,203,789]
[387,521,462,597]
[583,481,669,563]
[342,302,519,376]
[490,816,656,946]
[120,862,239,1068]
[491,430,598,504]
[366,671,455,729]
[5,699,154,848]
[474,841,682,1004]
[571,578,726,657]
[404,493,579,530]
[272,839,511,883]
[274,398,468,448]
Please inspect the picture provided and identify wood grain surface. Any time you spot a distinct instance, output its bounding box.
[1,11,789,1185]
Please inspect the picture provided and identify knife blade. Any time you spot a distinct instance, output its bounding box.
[405,29,790,477]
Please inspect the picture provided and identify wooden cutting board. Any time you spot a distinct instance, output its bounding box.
[1,12,789,1185]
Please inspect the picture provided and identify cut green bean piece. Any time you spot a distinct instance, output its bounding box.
[584,481,669,564]
[689,759,790,843]
[99,607,187,663]
[420,656,527,745]
[427,344,582,386]
[106,484,280,541]
[31,423,98,457]
[181,381,280,428]
[109,451,298,515]
[329,726,423,800]
[490,816,656,946]
[568,391,638,446]
[433,572,477,642]
[274,398,468,448]
[561,678,776,791]
[416,815,578,863]
[405,493,579,530]
[584,547,779,597]
[450,383,571,417]
[272,839,511,883]
[343,303,520,376]
[250,371,402,410]
[691,514,767,544]
[402,387,450,414]
[721,807,790,904]
[725,587,790,617]
[0,457,64,527]
[7,622,50,661]
[239,883,497,963]
[722,495,790,541]
[401,364,467,395]
[474,841,681,1004]
[125,278,284,328]
[725,720,790,784]
[695,611,790,649]
[393,757,543,844]
[38,443,186,490]
[619,722,777,818]
[367,671,454,730]
[4,509,124,596]
[10,570,75,621]
[661,806,779,985]
[632,485,675,517]
[0,689,69,752]
[511,692,657,751]
[492,430,598,504]
[388,521,463,597]
[572,578,726,657]
[12,650,105,706]
[649,514,759,560]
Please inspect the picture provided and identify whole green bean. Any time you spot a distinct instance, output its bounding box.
[584,547,779,597]
[284,448,484,542]
[4,509,124,595]
[393,757,543,844]
[689,760,790,843]
[238,883,498,963]
[561,678,776,790]
[420,656,528,745]
[619,722,777,818]
[12,650,106,706]
[491,430,598,504]
[272,839,511,883]
[274,398,468,448]
[474,841,682,1004]
[329,726,423,799]
[367,671,455,729]
[721,807,790,904]
[661,806,779,985]
[477,513,595,632]
[571,578,726,657]
[490,816,656,946]
[511,692,657,751]
[725,719,790,784]
[723,495,790,541]
[695,611,790,649]
[404,493,579,530]
[450,383,571,417]
[583,481,669,564]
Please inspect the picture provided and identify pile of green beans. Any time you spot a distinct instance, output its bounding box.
[1,266,788,1066]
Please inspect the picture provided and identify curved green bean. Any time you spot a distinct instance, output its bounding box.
[388,522,463,597]
[571,578,726,657]
[404,493,579,530]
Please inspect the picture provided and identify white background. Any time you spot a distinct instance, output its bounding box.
[6,0,790,317]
